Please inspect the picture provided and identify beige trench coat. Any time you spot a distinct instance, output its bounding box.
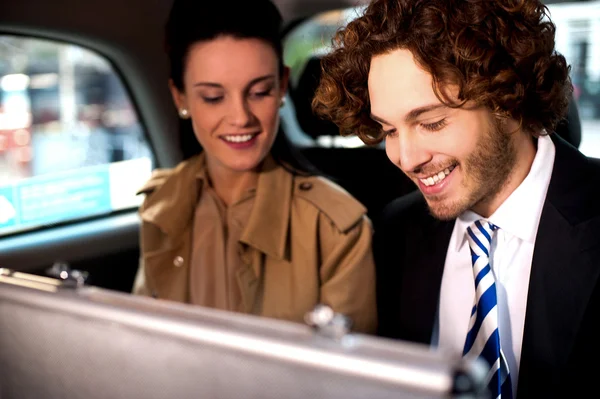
[132,154,377,333]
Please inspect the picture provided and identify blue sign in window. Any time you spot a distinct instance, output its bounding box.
[0,166,111,232]
[17,168,112,226]
[0,186,18,228]
[0,157,151,236]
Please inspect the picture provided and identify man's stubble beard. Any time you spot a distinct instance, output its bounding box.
[426,119,517,221]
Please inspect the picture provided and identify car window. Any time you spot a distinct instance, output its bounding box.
[0,35,153,236]
[548,1,600,157]
[283,8,367,149]
[284,2,600,156]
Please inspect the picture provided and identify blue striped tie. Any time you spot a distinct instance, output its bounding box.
[464,220,512,399]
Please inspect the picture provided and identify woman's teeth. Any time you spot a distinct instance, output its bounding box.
[222,134,255,143]
[420,166,455,187]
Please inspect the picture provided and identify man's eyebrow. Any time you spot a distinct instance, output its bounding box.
[192,74,275,89]
[405,104,447,122]
[370,104,448,125]
[370,113,390,125]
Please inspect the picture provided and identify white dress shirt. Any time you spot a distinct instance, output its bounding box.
[432,134,555,395]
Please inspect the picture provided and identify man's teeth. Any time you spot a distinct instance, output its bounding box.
[222,134,255,143]
[420,166,454,187]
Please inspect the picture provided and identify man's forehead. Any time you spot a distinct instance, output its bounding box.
[368,49,442,119]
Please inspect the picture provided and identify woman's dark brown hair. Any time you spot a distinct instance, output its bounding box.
[166,0,320,176]
[312,0,572,144]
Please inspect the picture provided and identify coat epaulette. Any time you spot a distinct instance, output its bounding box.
[294,175,368,233]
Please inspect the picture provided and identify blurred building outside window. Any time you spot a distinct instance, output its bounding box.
[0,36,153,235]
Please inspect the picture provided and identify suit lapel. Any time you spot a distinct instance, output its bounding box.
[399,205,454,344]
[518,136,600,396]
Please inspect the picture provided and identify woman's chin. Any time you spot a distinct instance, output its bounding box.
[205,147,269,175]
[222,157,265,173]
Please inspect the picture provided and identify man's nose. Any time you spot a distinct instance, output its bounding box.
[387,130,432,173]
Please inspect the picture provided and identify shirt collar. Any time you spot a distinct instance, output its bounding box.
[195,155,257,206]
[454,134,555,250]
[194,153,295,260]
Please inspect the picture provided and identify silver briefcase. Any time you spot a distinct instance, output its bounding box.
[0,268,489,399]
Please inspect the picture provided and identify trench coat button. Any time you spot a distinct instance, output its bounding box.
[299,182,313,191]
[173,256,184,267]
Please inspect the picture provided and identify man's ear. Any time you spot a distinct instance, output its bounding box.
[494,114,521,136]
[506,118,521,136]
[168,79,187,113]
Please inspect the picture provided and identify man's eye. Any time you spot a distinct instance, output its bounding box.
[383,128,398,138]
[422,119,447,131]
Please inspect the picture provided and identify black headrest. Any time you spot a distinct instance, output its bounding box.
[289,56,340,139]
[555,92,581,148]
[291,55,582,148]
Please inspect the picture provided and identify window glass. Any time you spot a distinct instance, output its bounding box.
[283,8,366,148]
[283,2,600,155]
[548,1,600,157]
[0,36,153,236]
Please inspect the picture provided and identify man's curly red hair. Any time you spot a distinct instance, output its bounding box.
[312,0,572,145]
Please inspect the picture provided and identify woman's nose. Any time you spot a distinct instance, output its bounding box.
[228,97,253,127]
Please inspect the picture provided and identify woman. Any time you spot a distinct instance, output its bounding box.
[132,0,377,333]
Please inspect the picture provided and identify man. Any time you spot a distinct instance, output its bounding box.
[312,0,600,397]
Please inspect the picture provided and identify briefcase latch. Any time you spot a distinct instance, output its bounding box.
[304,304,353,340]
[46,261,89,288]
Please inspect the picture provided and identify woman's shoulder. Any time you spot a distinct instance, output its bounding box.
[136,155,203,197]
[136,168,174,196]
[292,174,368,233]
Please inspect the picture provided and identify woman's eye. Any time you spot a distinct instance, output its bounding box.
[202,96,223,104]
[421,118,447,132]
[250,89,273,98]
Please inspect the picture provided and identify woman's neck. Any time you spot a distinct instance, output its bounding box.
[205,157,260,207]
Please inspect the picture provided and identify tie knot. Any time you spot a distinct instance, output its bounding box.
[466,220,497,258]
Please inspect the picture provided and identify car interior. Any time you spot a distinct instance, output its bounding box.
[0,0,594,302]
[1,0,599,397]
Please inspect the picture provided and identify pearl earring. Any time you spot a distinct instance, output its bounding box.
[279,97,286,108]
[179,108,190,119]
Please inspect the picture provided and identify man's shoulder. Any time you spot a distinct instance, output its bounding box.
[380,190,430,227]
[550,136,600,224]
[584,156,600,177]
[372,190,442,243]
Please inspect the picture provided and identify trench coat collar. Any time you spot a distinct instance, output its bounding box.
[239,155,292,260]
[138,154,203,238]
[139,153,292,260]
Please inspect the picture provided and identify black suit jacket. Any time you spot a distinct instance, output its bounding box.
[374,135,600,398]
